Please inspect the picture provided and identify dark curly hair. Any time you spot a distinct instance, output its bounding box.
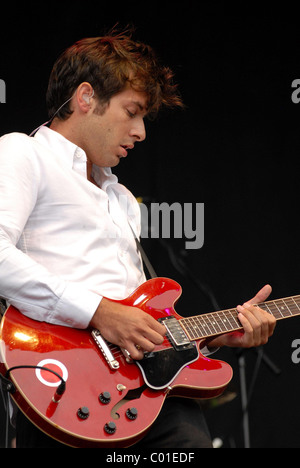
[46,28,183,120]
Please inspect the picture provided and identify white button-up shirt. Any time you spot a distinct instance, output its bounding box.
[0,126,145,328]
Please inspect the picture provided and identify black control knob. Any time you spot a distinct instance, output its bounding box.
[99,391,111,404]
[126,407,138,420]
[77,406,90,420]
[104,421,117,434]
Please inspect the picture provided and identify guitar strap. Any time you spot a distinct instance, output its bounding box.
[128,223,158,280]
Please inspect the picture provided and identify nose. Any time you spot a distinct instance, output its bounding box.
[130,118,146,143]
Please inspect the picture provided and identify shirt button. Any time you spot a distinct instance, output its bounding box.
[75,148,83,159]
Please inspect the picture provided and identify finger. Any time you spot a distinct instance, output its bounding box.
[146,315,166,338]
[249,307,270,344]
[141,316,166,345]
[237,307,261,347]
[125,343,145,361]
[126,328,165,360]
[238,305,274,346]
[253,306,277,339]
[248,284,272,305]
[126,333,163,360]
[243,303,276,334]
[143,328,165,346]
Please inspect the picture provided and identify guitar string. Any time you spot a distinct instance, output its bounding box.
[180,296,300,340]
[100,296,300,359]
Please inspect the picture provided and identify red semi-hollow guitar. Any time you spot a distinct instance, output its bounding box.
[0,277,299,447]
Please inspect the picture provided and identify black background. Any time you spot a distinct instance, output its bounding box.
[1,1,300,448]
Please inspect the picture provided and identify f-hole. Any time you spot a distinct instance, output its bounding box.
[110,384,147,419]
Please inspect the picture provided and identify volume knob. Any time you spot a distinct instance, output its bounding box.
[104,421,117,434]
[77,406,89,420]
[126,407,138,420]
[99,391,111,404]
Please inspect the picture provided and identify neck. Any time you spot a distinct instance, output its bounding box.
[50,118,82,147]
[86,160,94,182]
[50,119,94,183]
[179,295,300,341]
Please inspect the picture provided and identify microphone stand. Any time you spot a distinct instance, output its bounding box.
[234,346,281,448]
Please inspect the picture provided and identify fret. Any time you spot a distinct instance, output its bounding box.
[188,317,202,339]
[291,297,300,312]
[281,297,300,317]
[181,317,202,340]
[204,315,222,335]
[215,312,230,333]
[278,299,296,317]
[188,317,209,339]
[181,318,197,340]
[181,308,242,340]
[259,300,280,318]
[219,311,236,331]
[258,296,300,320]
[282,299,293,315]
[194,316,210,337]
[279,299,293,316]
[261,302,273,316]
[227,309,241,329]
[273,300,288,318]
[261,301,281,318]
[195,316,214,336]
[197,315,218,336]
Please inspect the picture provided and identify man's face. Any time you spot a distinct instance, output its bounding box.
[82,86,147,169]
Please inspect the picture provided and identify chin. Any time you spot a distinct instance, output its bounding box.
[96,154,121,168]
[109,157,121,168]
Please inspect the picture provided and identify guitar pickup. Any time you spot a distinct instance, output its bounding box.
[159,316,192,350]
[91,329,120,370]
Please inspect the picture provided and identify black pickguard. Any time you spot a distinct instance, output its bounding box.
[136,343,199,390]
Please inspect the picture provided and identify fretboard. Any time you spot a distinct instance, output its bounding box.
[180,295,300,341]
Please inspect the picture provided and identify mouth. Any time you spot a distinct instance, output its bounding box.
[119,144,134,158]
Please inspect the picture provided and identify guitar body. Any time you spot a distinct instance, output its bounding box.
[0,278,233,448]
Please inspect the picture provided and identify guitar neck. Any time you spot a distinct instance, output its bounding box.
[180,295,300,341]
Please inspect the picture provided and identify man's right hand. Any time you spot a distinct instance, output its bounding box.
[90,298,166,360]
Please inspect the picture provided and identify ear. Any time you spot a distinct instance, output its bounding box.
[76,82,95,113]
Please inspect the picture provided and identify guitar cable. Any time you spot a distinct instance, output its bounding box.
[5,365,66,397]
[1,365,66,448]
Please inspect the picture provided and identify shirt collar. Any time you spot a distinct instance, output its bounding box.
[34,125,118,190]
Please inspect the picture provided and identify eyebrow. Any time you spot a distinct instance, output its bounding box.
[132,101,146,112]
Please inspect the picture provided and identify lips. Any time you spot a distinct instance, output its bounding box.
[119,144,134,157]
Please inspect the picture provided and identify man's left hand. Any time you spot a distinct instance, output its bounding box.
[205,284,277,349]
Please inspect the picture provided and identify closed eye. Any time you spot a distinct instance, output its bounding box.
[126,109,136,118]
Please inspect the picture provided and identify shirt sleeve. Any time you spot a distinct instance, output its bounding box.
[0,133,101,329]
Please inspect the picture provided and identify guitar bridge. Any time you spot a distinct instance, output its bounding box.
[91,329,120,370]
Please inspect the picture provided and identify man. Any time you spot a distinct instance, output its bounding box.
[0,30,276,448]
